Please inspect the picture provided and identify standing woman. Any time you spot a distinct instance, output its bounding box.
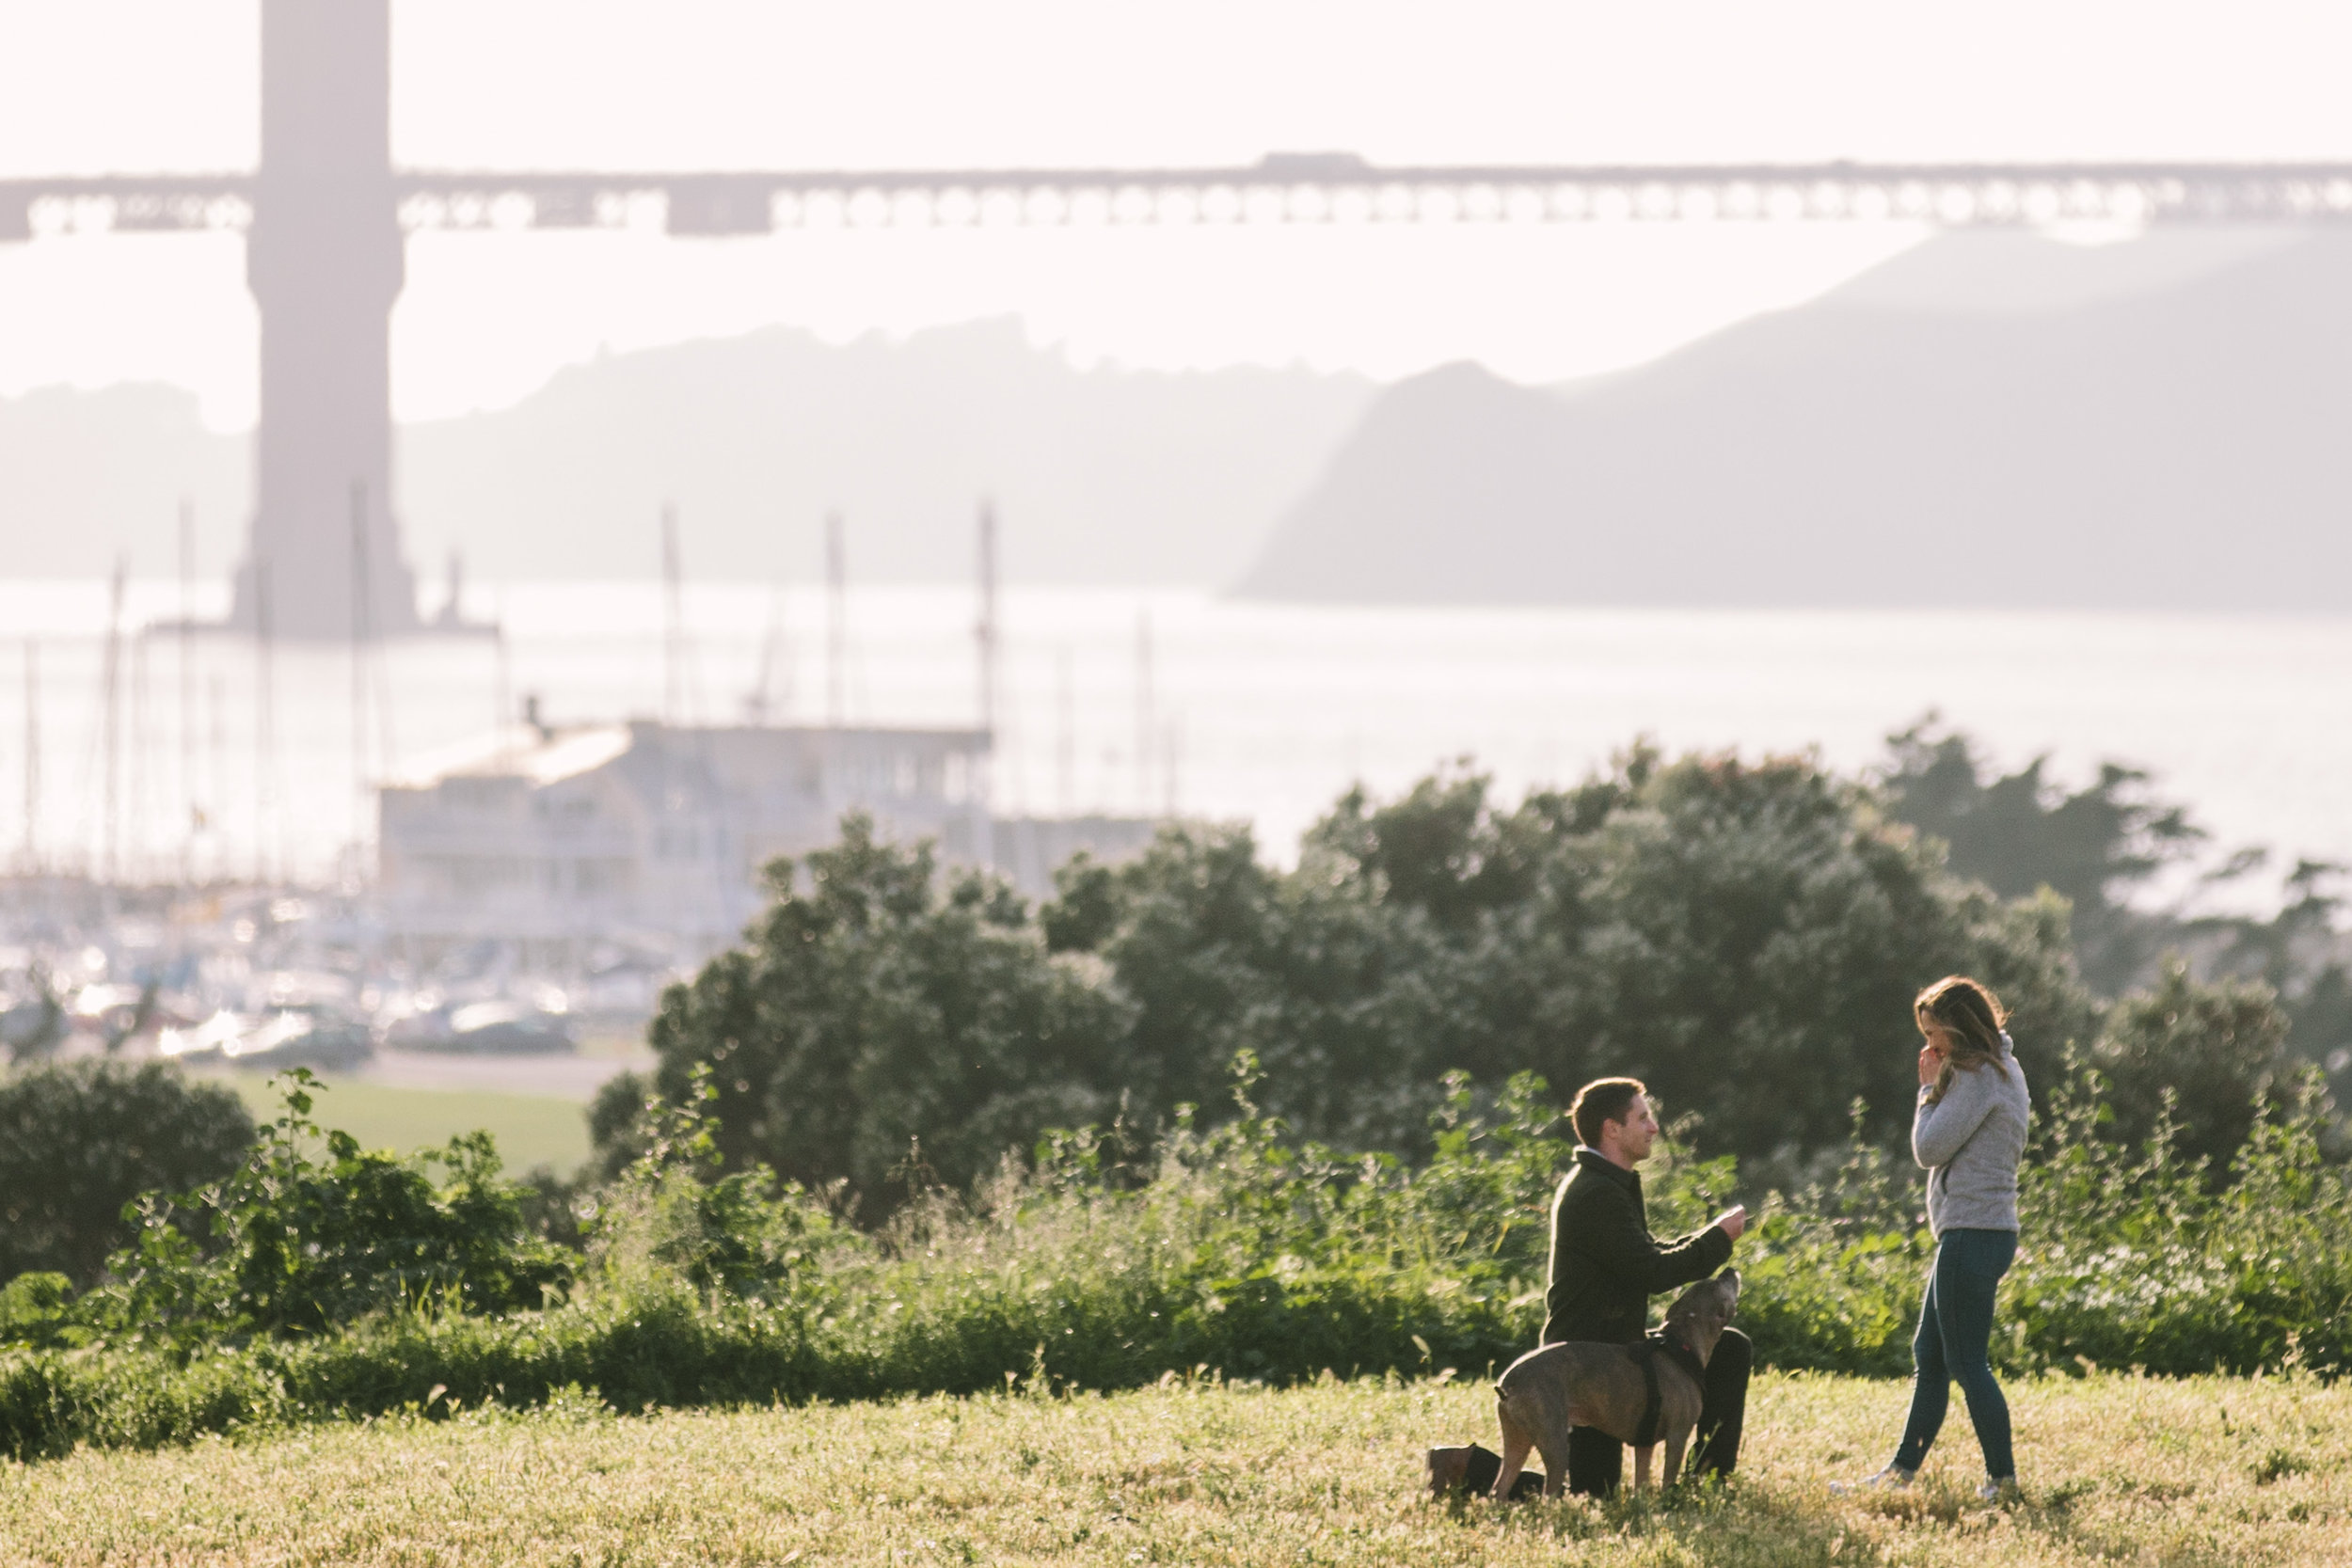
[1836,975,2031,1499]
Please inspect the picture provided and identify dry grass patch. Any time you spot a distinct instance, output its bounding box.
[1,1371,2346,1566]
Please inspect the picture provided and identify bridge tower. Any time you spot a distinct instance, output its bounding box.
[230,0,418,638]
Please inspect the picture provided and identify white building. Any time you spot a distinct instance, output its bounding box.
[377,720,1153,967]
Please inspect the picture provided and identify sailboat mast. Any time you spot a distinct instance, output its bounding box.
[180,498,196,882]
[100,559,125,883]
[254,559,275,886]
[824,511,846,730]
[21,640,39,873]
[351,481,372,868]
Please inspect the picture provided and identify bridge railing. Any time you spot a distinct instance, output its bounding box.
[10,159,2352,240]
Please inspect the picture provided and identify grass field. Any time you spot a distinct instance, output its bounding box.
[2,1371,2344,1565]
[216,1075,593,1177]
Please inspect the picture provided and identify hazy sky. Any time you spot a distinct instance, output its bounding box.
[5,1,2350,426]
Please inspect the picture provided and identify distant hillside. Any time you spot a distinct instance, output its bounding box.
[0,383,246,578]
[0,320,1374,587]
[1237,229,2352,610]
[400,321,1374,585]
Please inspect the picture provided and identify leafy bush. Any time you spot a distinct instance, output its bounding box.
[5,1055,2347,1461]
[90,1072,571,1340]
[2003,1058,2351,1375]
[0,1061,255,1287]
[586,1068,855,1302]
[1724,1117,1934,1377]
[0,1274,73,1352]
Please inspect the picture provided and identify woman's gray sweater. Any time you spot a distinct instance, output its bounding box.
[1913,1039,2031,1237]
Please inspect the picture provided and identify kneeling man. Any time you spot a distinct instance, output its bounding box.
[1544,1077,1750,1496]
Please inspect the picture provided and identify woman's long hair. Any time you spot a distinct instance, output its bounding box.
[1915,974,2011,1105]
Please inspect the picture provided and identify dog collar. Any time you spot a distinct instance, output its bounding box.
[1645,1330,1709,1386]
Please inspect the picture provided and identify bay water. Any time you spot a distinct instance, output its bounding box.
[2,579,2344,916]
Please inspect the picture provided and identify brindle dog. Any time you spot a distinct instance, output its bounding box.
[1489,1268,1740,1497]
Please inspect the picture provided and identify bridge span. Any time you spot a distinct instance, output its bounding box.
[13,157,2352,243]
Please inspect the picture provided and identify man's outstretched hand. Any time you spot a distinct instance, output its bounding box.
[1711,1205,1748,1242]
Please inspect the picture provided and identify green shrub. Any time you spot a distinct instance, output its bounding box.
[0,1060,255,1287]
[91,1072,571,1340]
[0,1274,74,1351]
[4,1057,2348,1461]
[1728,1117,1934,1377]
[2005,1058,2351,1375]
[586,1067,857,1302]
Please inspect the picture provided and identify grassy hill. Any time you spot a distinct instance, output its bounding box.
[215,1075,592,1177]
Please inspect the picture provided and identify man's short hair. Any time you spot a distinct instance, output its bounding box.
[1569,1078,1648,1147]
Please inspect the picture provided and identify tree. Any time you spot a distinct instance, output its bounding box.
[2197,859,2352,1091]
[612,750,2105,1208]
[630,815,1134,1213]
[1499,749,2094,1160]
[2092,963,2297,1176]
[1881,720,2352,1108]
[1053,749,2097,1163]
[0,1061,255,1289]
[1882,716,2204,992]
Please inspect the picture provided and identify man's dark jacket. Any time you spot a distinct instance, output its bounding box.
[1541,1148,1733,1346]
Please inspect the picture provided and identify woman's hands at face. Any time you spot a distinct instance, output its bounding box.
[1917,1037,1944,1086]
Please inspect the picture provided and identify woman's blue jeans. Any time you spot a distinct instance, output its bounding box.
[1893,1227,2016,1480]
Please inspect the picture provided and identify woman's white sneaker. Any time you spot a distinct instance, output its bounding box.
[1829,1465,1915,1495]
[1978,1476,2020,1501]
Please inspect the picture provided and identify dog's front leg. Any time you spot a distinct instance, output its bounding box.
[1632,1443,1653,1492]
[1662,1429,1687,1487]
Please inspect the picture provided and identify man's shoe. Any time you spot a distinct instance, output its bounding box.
[1978,1476,2020,1502]
[1829,1465,1915,1495]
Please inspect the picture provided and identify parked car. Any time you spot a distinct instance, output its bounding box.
[164,1005,372,1071]
[383,997,574,1054]
[445,999,575,1054]
[230,1005,373,1070]
[157,1009,245,1064]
